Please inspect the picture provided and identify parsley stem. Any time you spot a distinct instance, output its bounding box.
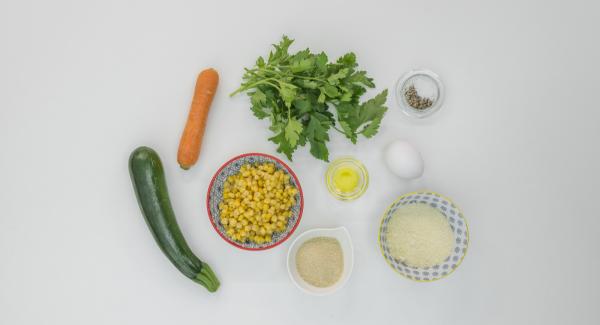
[293,75,326,82]
[332,125,346,134]
[229,78,279,96]
[263,81,281,89]
[249,67,284,75]
[248,67,327,83]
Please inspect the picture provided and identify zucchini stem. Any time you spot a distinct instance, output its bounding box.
[194,263,220,292]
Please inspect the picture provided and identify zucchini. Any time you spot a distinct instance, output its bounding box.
[129,146,220,292]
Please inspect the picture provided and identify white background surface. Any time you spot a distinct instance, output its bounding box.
[1,0,599,324]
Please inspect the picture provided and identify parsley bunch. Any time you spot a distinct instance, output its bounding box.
[230,36,388,162]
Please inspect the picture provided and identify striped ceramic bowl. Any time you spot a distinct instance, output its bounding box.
[206,153,304,251]
[378,191,469,282]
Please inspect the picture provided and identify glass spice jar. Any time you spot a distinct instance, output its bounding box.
[395,69,445,119]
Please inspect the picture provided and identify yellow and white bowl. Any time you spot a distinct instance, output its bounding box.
[378,191,469,282]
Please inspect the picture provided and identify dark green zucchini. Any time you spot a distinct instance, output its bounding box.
[129,146,219,292]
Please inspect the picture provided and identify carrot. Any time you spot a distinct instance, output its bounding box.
[177,68,219,170]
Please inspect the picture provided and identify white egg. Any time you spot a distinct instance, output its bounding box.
[384,140,424,179]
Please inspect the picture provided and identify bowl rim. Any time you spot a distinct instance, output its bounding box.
[206,152,304,251]
[377,190,469,282]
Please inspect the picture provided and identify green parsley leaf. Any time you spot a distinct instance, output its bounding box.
[290,57,314,73]
[315,52,328,72]
[321,84,340,98]
[279,83,297,108]
[256,56,265,68]
[269,131,294,160]
[317,90,326,104]
[335,89,388,141]
[309,139,329,162]
[250,89,267,106]
[340,91,353,102]
[284,118,303,147]
[361,116,383,138]
[357,89,388,124]
[327,68,349,85]
[293,99,312,115]
[339,120,357,144]
[337,52,357,67]
[348,71,375,88]
[269,36,293,64]
[268,114,285,134]
[251,104,270,119]
[295,79,319,89]
[306,115,330,142]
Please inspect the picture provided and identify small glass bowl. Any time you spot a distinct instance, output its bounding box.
[325,157,369,201]
[395,69,444,119]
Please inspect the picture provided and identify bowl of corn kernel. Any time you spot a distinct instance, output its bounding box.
[207,153,304,250]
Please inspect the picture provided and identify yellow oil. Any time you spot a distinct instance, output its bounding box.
[333,166,360,193]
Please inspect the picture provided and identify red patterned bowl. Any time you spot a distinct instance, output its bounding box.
[206,153,304,250]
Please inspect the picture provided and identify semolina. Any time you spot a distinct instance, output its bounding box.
[385,204,454,268]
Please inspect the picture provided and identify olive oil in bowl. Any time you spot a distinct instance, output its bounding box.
[325,157,369,201]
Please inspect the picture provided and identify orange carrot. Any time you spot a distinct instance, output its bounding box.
[177,68,219,170]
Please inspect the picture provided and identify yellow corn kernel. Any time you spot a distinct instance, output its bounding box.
[220,163,299,244]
